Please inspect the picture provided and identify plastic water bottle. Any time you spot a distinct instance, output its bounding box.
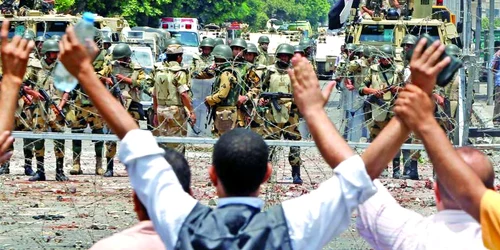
[53,12,96,92]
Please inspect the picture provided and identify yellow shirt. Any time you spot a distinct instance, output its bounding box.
[481,190,500,249]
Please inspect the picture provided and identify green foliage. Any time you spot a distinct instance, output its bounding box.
[482,17,500,30]
[54,0,75,13]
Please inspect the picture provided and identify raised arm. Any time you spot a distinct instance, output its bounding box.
[288,55,350,167]
[362,39,449,180]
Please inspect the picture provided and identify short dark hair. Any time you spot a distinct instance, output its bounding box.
[213,128,269,196]
[161,146,191,193]
[166,53,182,62]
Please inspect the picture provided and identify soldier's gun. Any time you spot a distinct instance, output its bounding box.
[260,92,293,112]
[365,86,392,107]
[38,88,71,126]
[109,75,125,106]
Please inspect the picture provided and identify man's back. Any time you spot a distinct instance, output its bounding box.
[90,221,165,250]
[357,180,485,250]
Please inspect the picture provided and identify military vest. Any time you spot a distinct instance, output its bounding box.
[266,65,293,123]
[370,64,402,121]
[175,203,292,250]
[213,66,242,107]
[154,61,187,106]
[36,60,63,101]
[93,49,109,72]
[192,53,214,72]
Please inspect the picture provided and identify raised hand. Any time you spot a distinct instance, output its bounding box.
[1,20,35,85]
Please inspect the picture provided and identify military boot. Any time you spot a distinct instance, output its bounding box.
[24,158,35,176]
[29,157,46,181]
[292,166,303,185]
[103,157,113,177]
[392,158,401,179]
[55,158,69,182]
[402,160,419,180]
[95,157,105,175]
[70,153,83,175]
[0,162,10,175]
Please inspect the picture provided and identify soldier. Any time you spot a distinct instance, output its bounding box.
[359,44,404,178]
[98,43,151,177]
[342,44,368,142]
[400,34,417,83]
[299,38,317,73]
[191,38,215,79]
[153,44,196,154]
[260,44,303,184]
[50,35,62,42]
[255,36,270,65]
[158,38,182,62]
[205,45,242,137]
[240,43,265,132]
[34,36,45,59]
[27,39,70,181]
[230,38,247,64]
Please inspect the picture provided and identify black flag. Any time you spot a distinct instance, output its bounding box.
[328,0,360,29]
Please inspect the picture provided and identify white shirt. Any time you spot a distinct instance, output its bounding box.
[356,180,485,250]
[119,129,377,250]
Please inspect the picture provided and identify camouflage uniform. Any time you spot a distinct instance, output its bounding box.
[256,36,270,66]
[299,38,317,73]
[154,59,191,154]
[262,44,303,184]
[191,38,215,79]
[98,44,151,176]
[26,50,69,181]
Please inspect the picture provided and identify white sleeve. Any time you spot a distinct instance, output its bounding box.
[282,155,377,250]
[119,129,197,250]
[356,180,424,249]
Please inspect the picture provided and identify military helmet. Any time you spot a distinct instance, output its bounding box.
[165,38,182,47]
[93,28,102,40]
[212,44,233,61]
[379,44,395,58]
[41,39,60,54]
[258,36,270,44]
[112,43,132,60]
[23,32,34,41]
[346,43,357,52]
[386,8,400,20]
[299,38,312,48]
[294,45,305,54]
[200,37,216,48]
[401,34,418,46]
[364,46,375,58]
[101,36,112,44]
[445,44,461,57]
[166,44,183,55]
[35,36,46,43]
[214,38,225,46]
[275,43,294,56]
[246,43,259,54]
[230,38,247,49]
[50,35,62,42]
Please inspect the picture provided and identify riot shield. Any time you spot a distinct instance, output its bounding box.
[189,78,216,137]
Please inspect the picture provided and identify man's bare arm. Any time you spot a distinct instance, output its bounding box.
[289,55,353,168]
[59,27,138,139]
[361,39,449,179]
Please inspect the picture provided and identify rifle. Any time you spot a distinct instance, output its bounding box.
[260,92,293,112]
[38,88,71,126]
[109,75,124,106]
[365,86,392,107]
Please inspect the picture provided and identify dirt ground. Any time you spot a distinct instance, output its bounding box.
[0,138,496,250]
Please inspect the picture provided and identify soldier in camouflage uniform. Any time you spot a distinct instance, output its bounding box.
[260,44,303,184]
[240,43,266,133]
[360,44,404,178]
[26,39,70,181]
[153,44,196,154]
[255,36,270,66]
[299,38,317,73]
[205,45,242,137]
[98,43,151,177]
[67,36,113,176]
[191,38,215,79]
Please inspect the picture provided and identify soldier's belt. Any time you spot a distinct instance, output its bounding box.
[157,100,183,106]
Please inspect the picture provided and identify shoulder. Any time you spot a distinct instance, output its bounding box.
[153,62,166,71]
[192,53,202,60]
[130,62,142,70]
[28,58,42,69]
[266,65,277,73]
[255,64,267,71]
[370,64,379,71]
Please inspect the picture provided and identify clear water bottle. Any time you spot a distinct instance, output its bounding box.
[53,12,96,92]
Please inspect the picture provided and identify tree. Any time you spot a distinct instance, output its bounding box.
[54,0,75,13]
[482,17,500,30]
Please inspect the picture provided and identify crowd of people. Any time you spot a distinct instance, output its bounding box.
[0,20,499,249]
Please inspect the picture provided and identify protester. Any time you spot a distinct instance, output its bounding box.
[394,39,500,248]
[90,147,191,250]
